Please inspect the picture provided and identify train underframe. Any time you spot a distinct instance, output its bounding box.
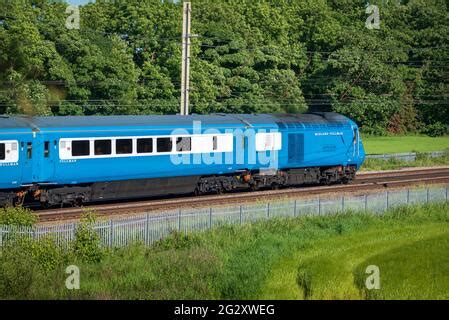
[0,165,357,208]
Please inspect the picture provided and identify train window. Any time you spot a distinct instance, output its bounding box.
[157,137,173,153]
[176,137,191,152]
[72,140,90,157]
[137,138,153,154]
[27,142,32,159]
[256,132,282,152]
[94,140,112,156]
[116,139,133,154]
[0,143,5,160]
[213,136,218,151]
[44,141,50,158]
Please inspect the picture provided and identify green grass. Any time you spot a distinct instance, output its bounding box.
[354,234,449,299]
[1,202,448,300]
[361,152,449,171]
[362,135,449,154]
[260,224,449,299]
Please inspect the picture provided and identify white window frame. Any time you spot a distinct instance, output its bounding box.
[59,134,234,160]
[0,140,19,163]
[255,132,282,152]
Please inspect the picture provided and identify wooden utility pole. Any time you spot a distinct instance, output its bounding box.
[180,1,192,115]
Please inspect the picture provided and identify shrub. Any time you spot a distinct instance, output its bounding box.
[387,105,420,135]
[0,206,37,227]
[0,241,38,299]
[422,122,448,137]
[27,236,67,272]
[71,211,104,263]
[153,230,201,250]
[0,235,69,299]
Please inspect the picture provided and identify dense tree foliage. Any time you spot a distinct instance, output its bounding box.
[0,0,447,135]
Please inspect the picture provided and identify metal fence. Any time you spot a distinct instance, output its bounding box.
[0,185,448,249]
[365,151,447,162]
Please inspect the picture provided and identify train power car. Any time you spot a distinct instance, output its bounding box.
[0,113,365,207]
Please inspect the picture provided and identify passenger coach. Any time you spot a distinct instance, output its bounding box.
[0,113,365,207]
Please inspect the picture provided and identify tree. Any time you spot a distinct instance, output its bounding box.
[0,0,447,136]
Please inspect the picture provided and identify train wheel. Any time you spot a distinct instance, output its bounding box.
[215,185,225,195]
[250,184,260,192]
[40,201,50,209]
[74,198,83,207]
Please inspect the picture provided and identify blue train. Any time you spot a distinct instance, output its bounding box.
[0,113,365,207]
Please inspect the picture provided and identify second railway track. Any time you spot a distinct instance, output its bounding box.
[37,167,449,222]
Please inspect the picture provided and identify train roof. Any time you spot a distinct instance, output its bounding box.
[0,112,351,130]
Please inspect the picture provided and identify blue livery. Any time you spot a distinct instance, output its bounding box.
[0,113,365,206]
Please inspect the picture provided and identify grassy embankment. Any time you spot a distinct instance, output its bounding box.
[362,135,449,154]
[361,135,449,171]
[1,202,448,300]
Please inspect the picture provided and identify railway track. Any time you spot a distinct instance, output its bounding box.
[37,167,449,223]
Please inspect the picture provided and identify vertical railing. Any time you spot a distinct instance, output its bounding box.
[0,186,447,249]
[109,219,114,248]
[386,191,389,209]
[318,196,322,215]
[209,208,213,229]
[239,205,243,225]
[293,200,297,217]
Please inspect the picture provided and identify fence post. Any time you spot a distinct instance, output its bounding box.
[293,200,297,217]
[267,203,270,219]
[386,191,389,209]
[72,223,76,241]
[364,194,368,212]
[209,208,213,229]
[145,213,150,245]
[109,219,114,248]
[178,209,182,232]
[426,188,430,203]
[446,186,448,201]
[239,205,243,225]
[407,189,410,205]
[318,197,321,215]
[0,227,3,247]
[341,196,345,212]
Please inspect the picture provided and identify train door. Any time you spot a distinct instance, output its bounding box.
[243,130,260,171]
[234,129,252,171]
[20,140,35,185]
[288,132,305,165]
[350,126,360,158]
[0,139,21,188]
[35,136,56,183]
